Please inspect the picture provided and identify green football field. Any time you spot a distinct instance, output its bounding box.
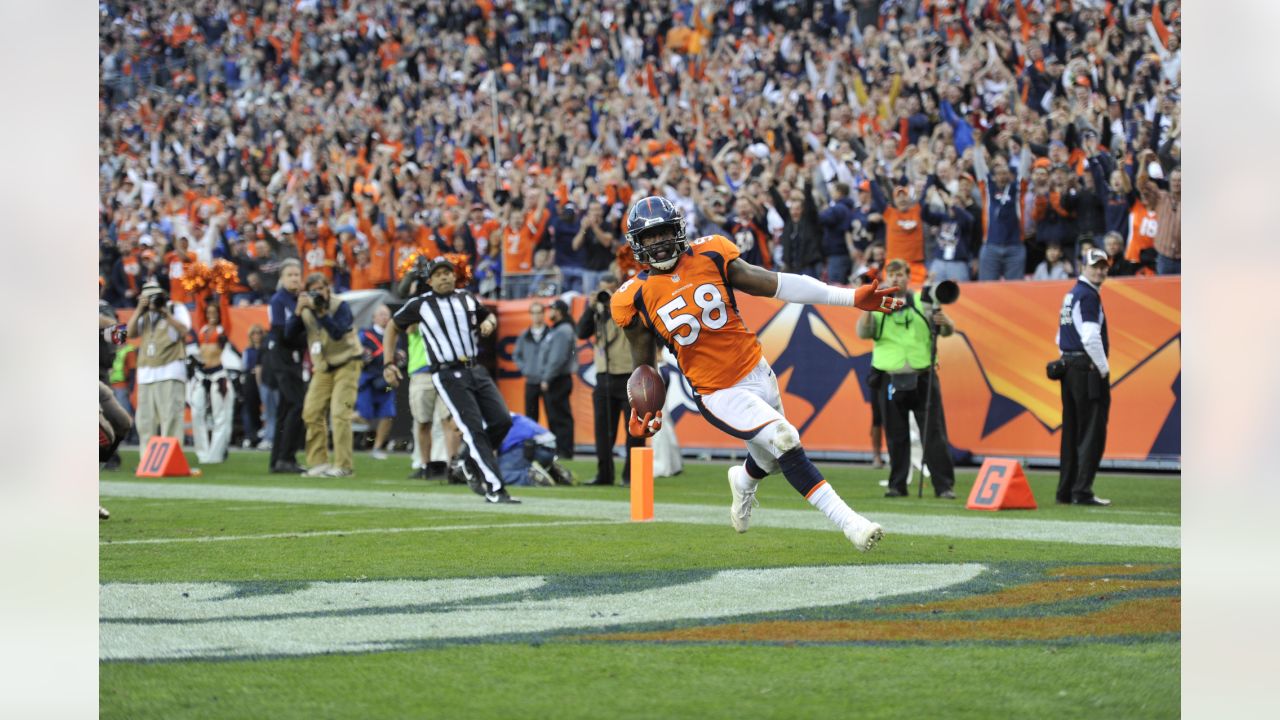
[99,450,1180,719]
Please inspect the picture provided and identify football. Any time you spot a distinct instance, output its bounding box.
[627,365,666,417]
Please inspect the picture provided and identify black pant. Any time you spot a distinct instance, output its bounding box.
[593,372,645,484]
[241,374,262,442]
[270,369,306,468]
[544,374,574,458]
[434,366,512,492]
[524,383,543,424]
[1057,358,1110,502]
[881,371,955,495]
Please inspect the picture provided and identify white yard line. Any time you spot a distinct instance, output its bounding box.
[102,519,618,545]
[100,481,1180,549]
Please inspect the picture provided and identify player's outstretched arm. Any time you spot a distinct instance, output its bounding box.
[726,259,904,312]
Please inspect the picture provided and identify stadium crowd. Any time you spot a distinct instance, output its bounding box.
[99,0,1181,311]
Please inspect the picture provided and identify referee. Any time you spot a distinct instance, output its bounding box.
[383,257,519,504]
[1055,248,1113,507]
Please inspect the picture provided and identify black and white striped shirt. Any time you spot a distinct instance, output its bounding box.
[392,290,491,369]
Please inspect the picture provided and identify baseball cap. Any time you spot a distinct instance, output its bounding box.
[427,256,456,276]
[1082,248,1109,266]
[549,299,570,315]
[858,180,871,191]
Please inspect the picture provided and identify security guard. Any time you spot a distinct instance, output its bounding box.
[1055,248,1113,506]
[856,259,958,499]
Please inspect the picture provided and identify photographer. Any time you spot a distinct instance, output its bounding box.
[126,279,191,449]
[295,273,362,477]
[576,276,642,486]
[265,259,307,474]
[856,259,958,499]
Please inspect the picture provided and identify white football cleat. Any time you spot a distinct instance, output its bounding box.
[845,520,884,552]
[728,465,758,534]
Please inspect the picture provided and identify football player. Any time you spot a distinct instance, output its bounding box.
[612,196,903,552]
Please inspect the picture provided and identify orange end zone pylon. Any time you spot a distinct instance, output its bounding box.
[965,457,1037,511]
[630,447,654,521]
[135,437,193,478]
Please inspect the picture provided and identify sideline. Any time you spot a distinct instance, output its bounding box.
[101,481,1180,548]
[102,519,619,545]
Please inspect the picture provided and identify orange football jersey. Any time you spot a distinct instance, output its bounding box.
[611,235,763,395]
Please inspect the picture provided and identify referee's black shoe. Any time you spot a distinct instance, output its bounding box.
[1074,496,1112,507]
[485,488,521,504]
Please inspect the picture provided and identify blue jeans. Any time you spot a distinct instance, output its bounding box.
[581,268,608,296]
[261,385,280,442]
[560,266,586,295]
[978,244,1027,281]
[928,259,971,283]
[825,255,852,285]
[1156,254,1181,275]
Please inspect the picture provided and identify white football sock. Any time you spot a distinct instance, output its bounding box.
[807,482,863,531]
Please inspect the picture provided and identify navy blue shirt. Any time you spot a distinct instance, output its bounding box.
[1058,279,1109,357]
[818,198,854,257]
[267,288,303,376]
[922,203,976,263]
[549,203,584,268]
[984,181,1022,247]
[358,325,390,390]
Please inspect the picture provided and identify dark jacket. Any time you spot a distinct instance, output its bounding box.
[772,182,823,270]
[818,196,854,257]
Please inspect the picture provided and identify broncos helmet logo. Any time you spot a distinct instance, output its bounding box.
[625,196,688,271]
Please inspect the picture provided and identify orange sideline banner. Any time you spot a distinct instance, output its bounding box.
[117,277,1179,463]
[492,277,1180,463]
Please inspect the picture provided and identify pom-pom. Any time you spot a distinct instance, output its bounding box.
[210,259,240,295]
[444,252,472,287]
[181,262,212,294]
[396,250,473,287]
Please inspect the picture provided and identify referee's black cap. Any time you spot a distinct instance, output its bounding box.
[427,256,456,276]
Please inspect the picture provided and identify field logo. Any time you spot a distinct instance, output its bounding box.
[101,564,985,661]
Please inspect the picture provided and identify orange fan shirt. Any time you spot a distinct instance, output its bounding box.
[883,205,927,285]
[501,224,533,274]
[297,229,337,280]
[611,235,762,395]
[1126,200,1158,263]
[163,250,196,304]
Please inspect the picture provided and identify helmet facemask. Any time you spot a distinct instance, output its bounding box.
[628,223,687,272]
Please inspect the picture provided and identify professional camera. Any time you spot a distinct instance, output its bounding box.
[919,279,960,306]
[308,289,329,312]
[595,289,612,305]
[147,289,169,310]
